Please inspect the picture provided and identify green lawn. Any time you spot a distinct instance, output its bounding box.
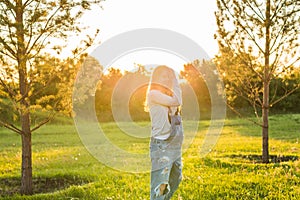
[0,114,300,199]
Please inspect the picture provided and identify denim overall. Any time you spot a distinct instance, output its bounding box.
[150,113,184,200]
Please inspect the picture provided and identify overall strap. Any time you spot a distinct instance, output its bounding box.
[168,107,180,124]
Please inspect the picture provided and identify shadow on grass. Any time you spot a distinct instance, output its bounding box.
[229,154,299,163]
[0,175,91,197]
[202,155,299,170]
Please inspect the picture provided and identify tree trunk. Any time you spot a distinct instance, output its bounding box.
[262,0,271,163]
[16,0,33,194]
[19,48,33,195]
[262,82,269,163]
[20,119,33,195]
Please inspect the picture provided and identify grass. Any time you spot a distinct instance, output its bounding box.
[0,114,299,199]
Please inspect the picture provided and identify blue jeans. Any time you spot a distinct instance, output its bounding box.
[150,115,183,200]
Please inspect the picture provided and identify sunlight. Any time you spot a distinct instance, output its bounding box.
[106,49,187,73]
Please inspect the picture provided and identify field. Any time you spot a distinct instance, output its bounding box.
[0,114,300,199]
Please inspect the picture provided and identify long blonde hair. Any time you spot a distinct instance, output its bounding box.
[144,65,175,112]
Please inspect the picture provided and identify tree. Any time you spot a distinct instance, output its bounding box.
[180,61,211,120]
[271,67,300,113]
[95,68,123,122]
[73,55,103,120]
[215,0,300,163]
[0,0,102,194]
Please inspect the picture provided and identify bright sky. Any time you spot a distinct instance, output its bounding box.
[74,0,219,72]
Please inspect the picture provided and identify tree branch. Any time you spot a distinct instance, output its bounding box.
[238,49,263,80]
[28,71,57,100]
[270,0,287,21]
[270,84,300,107]
[245,0,265,22]
[226,103,263,127]
[0,75,17,98]
[24,0,41,52]
[0,4,19,54]
[25,4,62,54]
[23,0,35,8]
[270,79,279,105]
[0,49,16,60]
[0,36,17,59]
[219,0,265,54]
[0,120,22,135]
[30,114,54,133]
[270,46,284,73]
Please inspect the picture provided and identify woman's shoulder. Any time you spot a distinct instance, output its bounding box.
[148,89,161,94]
[148,90,163,98]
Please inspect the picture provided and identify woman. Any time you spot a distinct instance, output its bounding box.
[146,65,183,200]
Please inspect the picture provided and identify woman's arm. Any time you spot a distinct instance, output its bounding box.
[149,78,182,107]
